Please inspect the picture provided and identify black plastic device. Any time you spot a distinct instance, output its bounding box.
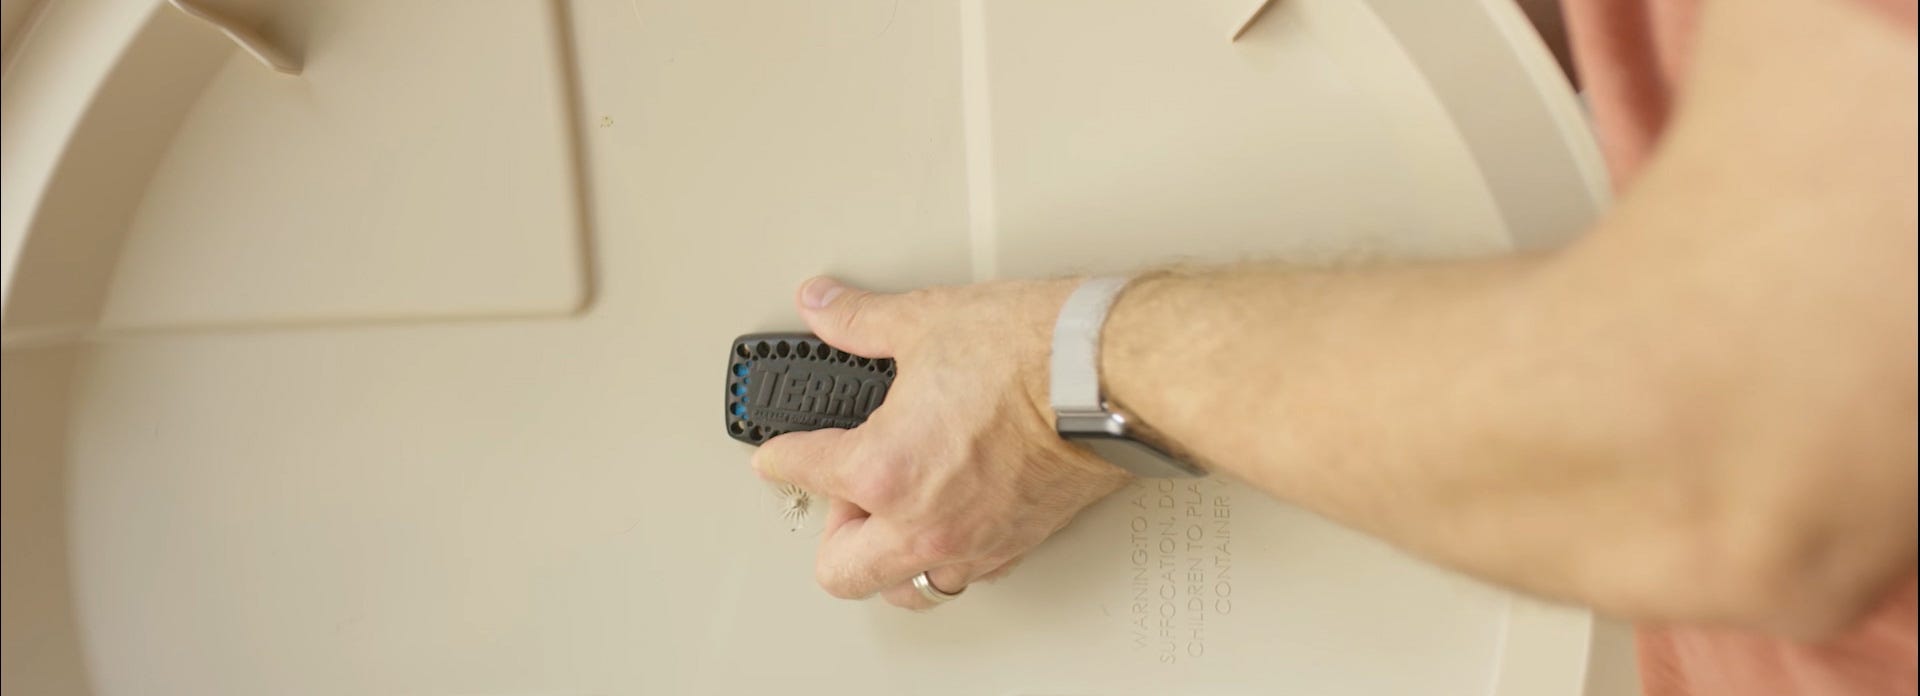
[724,333,895,445]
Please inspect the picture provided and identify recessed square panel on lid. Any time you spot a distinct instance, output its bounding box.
[98,0,588,330]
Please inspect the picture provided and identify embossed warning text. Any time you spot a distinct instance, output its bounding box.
[1126,478,1233,664]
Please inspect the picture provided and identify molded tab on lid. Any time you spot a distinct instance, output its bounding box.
[167,0,300,75]
[1229,0,1279,41]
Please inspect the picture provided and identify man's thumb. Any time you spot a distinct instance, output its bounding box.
[797,277,898,358]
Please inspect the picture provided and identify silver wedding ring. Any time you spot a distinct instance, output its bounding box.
[912,571,964,604]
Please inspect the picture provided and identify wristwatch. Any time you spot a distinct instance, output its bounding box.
[1050,277,1208,478]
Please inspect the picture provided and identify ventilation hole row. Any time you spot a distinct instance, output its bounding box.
[744,340,894,372]
[755,340,815,360]
[842,356,890,372]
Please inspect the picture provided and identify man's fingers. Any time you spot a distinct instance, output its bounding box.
[821,497,866,539]
[813,517,927,600]
[752,428,856,499]
[975,555,1024,583]
[796,277,910,358]
[879,563,986,611]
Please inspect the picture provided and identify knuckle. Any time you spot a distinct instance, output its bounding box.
[848,454,907,506]
[837,294,873,333]
[915,525,971,562]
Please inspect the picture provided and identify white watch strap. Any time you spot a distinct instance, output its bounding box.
[1049,276,1132,413]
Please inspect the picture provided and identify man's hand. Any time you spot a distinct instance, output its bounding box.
[753,277,1131,610]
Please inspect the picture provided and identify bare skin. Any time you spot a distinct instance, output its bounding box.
[754,0,1917,639]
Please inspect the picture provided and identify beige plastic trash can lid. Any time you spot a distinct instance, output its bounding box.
[0,0,1614,694]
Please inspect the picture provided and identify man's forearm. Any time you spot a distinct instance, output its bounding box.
[1098,195,1919,640]
[1097,254,1697,617]
[1099,249,1826,634]
[1091,0,1917,639]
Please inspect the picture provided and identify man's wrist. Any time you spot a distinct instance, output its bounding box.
[1019,277,1084,432]
[1093,271,1193,460]
[1020,272,1190,458]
